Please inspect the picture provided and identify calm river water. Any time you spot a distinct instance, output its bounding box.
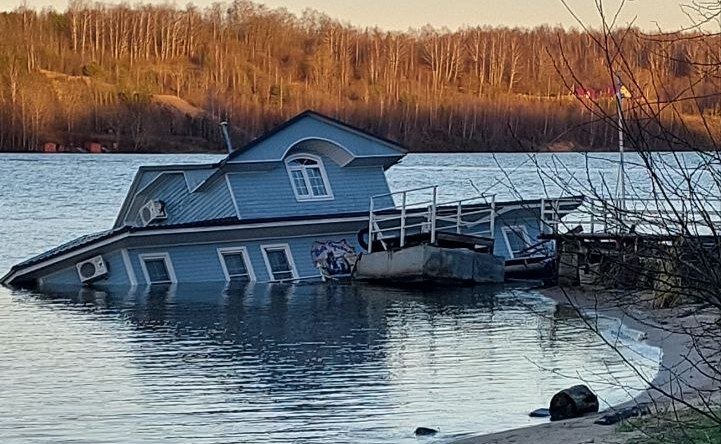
[0,153,661,443]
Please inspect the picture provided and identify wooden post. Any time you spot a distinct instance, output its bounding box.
[558,239,581,286]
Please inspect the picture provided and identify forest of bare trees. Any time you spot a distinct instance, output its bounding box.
[506,1,721,441]
[0,1,719,152]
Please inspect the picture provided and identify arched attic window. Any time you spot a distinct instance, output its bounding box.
[285,154,334,201]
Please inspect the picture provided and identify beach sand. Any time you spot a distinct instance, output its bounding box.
[448,285,719,444]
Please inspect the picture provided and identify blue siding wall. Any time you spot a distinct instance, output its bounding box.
[127,233,359,284]
[38,209,546,288]
[228,116,403,163]
[229,154,393,219]
[42,266,82,286]
[125,173,236,226]
[42,250,130,287]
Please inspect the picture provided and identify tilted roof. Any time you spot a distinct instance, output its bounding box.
[113,110,408,228]
[222,110,407,163]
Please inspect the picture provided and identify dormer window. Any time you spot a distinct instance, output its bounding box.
[285,154,334,201]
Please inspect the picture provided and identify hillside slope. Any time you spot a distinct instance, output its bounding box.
[0,2,718,153]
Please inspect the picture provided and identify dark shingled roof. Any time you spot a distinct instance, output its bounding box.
[11,227,126,270]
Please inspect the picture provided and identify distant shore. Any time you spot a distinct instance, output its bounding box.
[448,286,717,444]
[0,147,713,155]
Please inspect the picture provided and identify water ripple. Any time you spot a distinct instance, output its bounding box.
[0,283,660,443]
[0,153,662,443]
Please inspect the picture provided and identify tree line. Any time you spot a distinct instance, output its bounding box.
[0,1,718,153]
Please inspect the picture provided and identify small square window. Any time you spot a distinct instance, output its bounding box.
[141,254,174,284]
[262,245,297,281]
[218,248,254,281]
[503,226,531,258]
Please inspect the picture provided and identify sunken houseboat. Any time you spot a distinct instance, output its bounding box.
[1,111,582,289]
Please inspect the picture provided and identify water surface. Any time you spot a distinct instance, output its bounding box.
[0,153,661,443]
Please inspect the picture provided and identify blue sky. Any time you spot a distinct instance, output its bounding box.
[0,0,708,31]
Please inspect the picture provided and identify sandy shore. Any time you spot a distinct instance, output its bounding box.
[448,286,718,444]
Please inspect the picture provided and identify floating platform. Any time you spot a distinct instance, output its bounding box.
[354,232,504,285]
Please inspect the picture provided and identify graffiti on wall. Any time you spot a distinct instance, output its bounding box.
[311,239,358,278]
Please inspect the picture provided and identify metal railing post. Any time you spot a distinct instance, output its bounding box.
[604,200,609,233]
[430,186,438,244]
[400,192,407,248]
[490,195,496,237]
[368,197,374,253]
[456,201,462,234]
[540,197,546,232]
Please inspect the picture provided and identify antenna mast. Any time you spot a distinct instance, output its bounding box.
[614,73,626,215]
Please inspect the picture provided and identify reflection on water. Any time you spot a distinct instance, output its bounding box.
[0,283,659,443]
[0,153,666,442]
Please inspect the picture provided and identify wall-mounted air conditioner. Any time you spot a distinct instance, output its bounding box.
[76,255,108,283]
[139,200,167,226]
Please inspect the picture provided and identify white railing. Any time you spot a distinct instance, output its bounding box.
[543,197,721,236]
[367,186,496,253]
[539,197,589,233]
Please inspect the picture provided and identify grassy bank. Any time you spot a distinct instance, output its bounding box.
[620,410,721,444]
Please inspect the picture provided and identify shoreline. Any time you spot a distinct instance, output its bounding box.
[0,149,712,156]
[448,285,716,444]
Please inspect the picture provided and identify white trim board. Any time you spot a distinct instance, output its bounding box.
[224,174,242,219]
[121,249,138,286]
[281,136,355,167]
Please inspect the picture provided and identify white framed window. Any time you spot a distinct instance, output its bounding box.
[285,154,334,201]
[261,244,298,282]
[502,226,531,258]
[217,247,255,282]
[139,253,176,284]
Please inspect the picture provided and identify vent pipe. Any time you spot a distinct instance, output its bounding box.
[219,121,234,153]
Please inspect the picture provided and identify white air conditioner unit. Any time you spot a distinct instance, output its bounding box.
[76,255,109,283]
[139,200,167,226]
